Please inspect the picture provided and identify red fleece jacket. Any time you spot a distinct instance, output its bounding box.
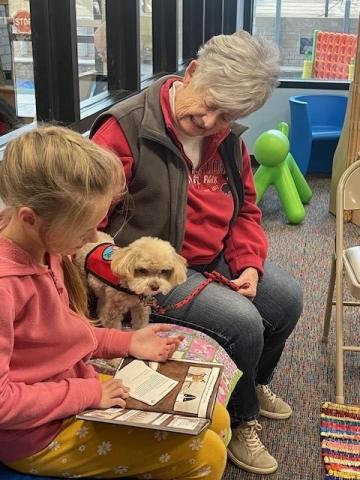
[0,235,133,462]
[93,78,268,276]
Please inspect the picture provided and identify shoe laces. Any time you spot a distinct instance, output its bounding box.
[259,384,277,404]
[239,420,266,456]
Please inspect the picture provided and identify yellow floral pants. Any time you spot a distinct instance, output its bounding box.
[6,376,231,480]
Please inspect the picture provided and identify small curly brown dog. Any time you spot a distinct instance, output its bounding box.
[74,232,187,330]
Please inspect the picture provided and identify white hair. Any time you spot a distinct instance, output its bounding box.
[192,31,280,118]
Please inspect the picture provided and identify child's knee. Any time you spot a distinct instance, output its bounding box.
[196,430,227,479]
[208,402,231,445]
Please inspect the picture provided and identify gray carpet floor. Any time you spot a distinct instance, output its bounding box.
[223,176,360,480]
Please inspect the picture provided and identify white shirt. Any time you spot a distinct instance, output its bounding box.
[169,81,203,169]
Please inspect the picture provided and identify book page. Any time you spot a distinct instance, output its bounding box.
[173,366,220,418]
[77,408,209,435]
[115,359,178,406]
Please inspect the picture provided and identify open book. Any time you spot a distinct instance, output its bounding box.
[77,357,223,435]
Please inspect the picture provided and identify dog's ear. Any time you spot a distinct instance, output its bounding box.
[170,253,188,285]
[110,246,136,279]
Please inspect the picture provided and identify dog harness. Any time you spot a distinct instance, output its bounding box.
[85,243,135,294]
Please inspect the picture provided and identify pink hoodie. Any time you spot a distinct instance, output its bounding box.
[0,235,133,462]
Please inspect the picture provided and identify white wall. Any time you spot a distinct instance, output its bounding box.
[241,87,349,152]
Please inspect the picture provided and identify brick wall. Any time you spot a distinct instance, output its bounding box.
[255,17,358,68]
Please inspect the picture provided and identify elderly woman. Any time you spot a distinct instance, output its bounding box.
[91,31,303,475]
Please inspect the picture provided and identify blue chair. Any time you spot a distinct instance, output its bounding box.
[289,94,348,175]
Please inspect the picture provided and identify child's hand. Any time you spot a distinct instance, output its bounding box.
[99,378,130,409]
[129,324,184,362]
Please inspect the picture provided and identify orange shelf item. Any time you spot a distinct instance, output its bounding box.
[314,31,357,80]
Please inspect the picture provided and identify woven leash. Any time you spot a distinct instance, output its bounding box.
[149,270,249,315]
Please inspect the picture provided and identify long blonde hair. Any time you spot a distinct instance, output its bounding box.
[0,125,125,315]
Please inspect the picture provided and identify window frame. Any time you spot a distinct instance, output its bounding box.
[0,0,236,154]
[152,0,178,74]
[204,0,224,42]
[244,0,353,90]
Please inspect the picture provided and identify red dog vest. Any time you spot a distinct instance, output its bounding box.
[85,243,120,288]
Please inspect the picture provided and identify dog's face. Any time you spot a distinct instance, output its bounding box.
[110,237,187,296]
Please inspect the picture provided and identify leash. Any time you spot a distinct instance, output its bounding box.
[149,270,250,315]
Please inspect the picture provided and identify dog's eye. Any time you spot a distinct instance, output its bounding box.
[135,268,149,275]
[161,269,173,277]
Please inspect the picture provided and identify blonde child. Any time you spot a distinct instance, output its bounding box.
[0,126,230,479]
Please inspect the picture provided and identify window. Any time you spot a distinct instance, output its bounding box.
[177,0,183,66]
[253,0,360,81]
[140,0,153,79]
[0,0,236,146]
[0,0,35,136]
[76,0,108,112]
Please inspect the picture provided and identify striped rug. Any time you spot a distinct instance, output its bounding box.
[321,402,360,479]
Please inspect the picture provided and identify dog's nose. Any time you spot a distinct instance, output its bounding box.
[149,282,159,292]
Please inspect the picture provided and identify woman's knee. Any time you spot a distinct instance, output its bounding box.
[229,307,264,358]
[286,277,303,321]
[206,289,265,344]
[275,273,303,331]
[260,262,303,328]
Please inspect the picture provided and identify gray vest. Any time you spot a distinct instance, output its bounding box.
[90,75,247,251]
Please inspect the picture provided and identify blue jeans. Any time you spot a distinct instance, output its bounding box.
[152,257,303,426]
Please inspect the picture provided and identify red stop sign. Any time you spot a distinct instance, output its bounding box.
[13,10,31,34]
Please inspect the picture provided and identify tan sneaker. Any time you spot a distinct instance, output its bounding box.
[256,384,292,420]
[227,420,278,474]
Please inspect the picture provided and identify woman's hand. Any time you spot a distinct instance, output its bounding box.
[99,378,130,409]
[233,267,259,299]
[129,324,184,362]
